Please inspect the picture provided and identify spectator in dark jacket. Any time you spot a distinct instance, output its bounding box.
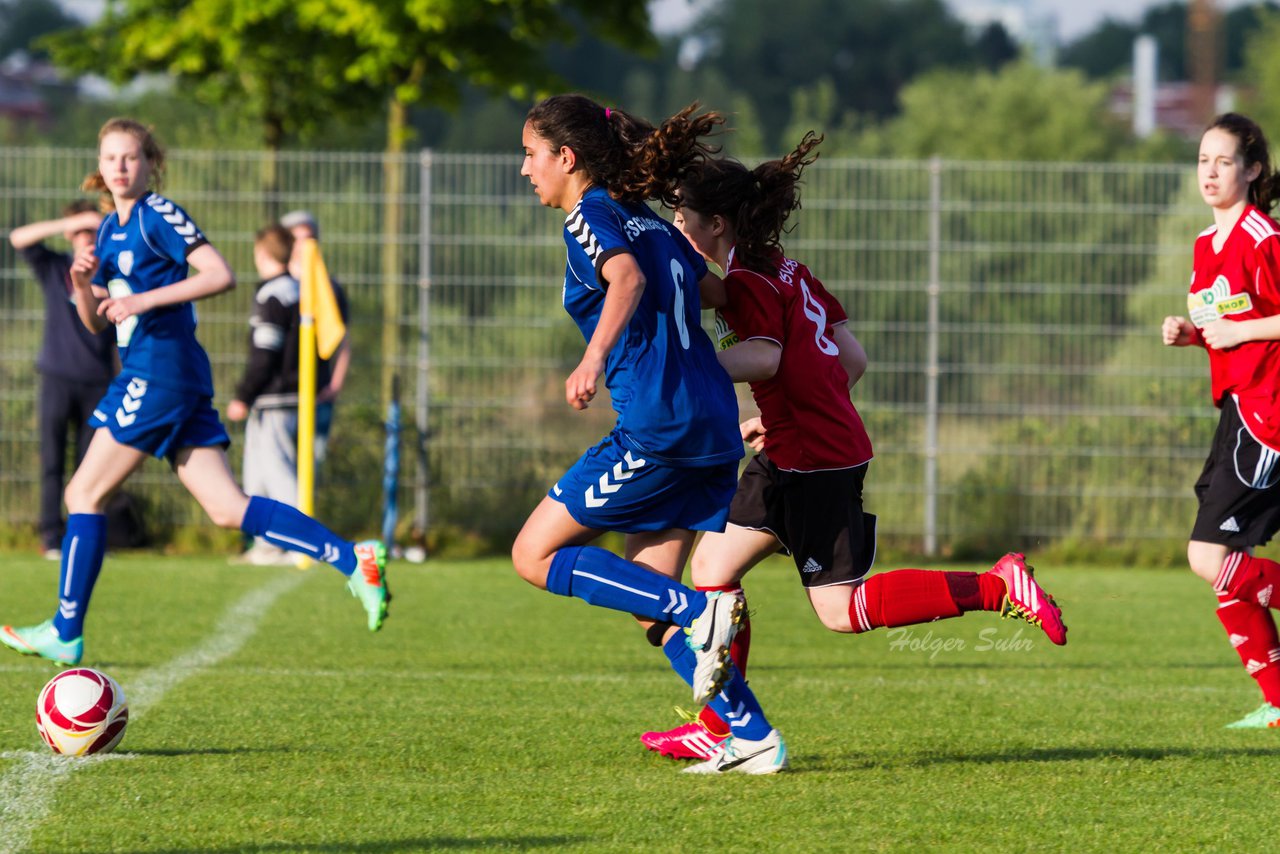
[9,202,116,559]
[226,224,323,565]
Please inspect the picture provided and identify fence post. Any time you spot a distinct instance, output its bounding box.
[413,149,433,545]
[924,156,942,557]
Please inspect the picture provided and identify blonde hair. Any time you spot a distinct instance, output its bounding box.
[81,118,166,213]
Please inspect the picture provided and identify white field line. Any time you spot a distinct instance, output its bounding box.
[0,571,306,854]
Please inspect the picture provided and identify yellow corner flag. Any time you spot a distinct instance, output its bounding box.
[296,239,347,566]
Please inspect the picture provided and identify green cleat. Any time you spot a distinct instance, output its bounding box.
[0,619,83,666]
[1224,702,1280,729]
[347,540,389,631]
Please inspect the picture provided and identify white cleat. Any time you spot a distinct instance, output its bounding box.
[687,591,744,704]
[683,729,788,775]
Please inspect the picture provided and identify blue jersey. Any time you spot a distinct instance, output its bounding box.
[92,191,214,396]
[562,187,741,467]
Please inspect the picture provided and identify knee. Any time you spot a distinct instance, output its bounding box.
[816,610,855,633]
[205,495,251,530]
[1187,543,1228,586]
[63,476,105,515]
[510,538,550,589]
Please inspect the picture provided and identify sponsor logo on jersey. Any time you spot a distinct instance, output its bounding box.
[1189,275,1253,326]
[714,311,740,351]
[117,250,134,277]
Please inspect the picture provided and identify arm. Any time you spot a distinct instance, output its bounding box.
[1162,315,1203,348]
[565,252,646,410]
[69,246,108,333]
[716,339,782,382]
[318,338,351,404]
[1201,315,1280,349]
[9,211,100,250]
[98,243,235,327]
[832,324,867,389]
[698,271,726,309]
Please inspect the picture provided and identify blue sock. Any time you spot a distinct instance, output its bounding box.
[662,632,773,741]
[52,514,107,640]
[240,497,356,574]
[544,545,707,628]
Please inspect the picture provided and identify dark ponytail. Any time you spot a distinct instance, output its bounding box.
[525,96,723,205]
[1207,113,1279,214]
[677,132,823,275]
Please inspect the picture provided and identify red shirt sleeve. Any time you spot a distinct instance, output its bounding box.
[722,269,785,344]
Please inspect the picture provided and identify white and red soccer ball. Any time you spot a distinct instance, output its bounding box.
[35,668,128,756]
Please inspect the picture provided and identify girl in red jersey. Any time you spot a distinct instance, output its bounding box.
[641,132,1069,762]
[1162,113,1280,729]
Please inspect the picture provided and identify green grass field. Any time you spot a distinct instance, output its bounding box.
[0,552,1275,853]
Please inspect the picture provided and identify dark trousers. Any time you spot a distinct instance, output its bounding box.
[39,374,108,549]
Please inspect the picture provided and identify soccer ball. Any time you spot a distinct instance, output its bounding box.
[35,668,129,756]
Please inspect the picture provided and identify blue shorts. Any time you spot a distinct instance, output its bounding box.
[550,432,738,533]
[90,375,230,463]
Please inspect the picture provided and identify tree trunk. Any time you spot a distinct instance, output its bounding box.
[381,96,409,410]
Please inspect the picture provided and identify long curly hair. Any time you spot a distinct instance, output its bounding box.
[525,95,723,207]
[675,132,823,275]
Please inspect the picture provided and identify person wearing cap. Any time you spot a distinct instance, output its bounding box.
[280,210,351,465]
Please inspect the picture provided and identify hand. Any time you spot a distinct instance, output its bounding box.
[226,400,249,421]
[565,354,604,410]
[98,291,151,326]
[1161,315,1195,346]
[69,246,99,289]
[1201,319,1246,350]
[740,416,766,452]
[316,384,338,404]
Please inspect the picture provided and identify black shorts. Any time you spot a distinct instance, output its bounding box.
[727,452,877,588]
[1191,399,1280,549]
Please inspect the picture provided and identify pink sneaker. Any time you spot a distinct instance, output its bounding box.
[641,720,727,760]
[989,553,1067,646]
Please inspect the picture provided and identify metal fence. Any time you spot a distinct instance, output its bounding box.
[0,149,1211,556]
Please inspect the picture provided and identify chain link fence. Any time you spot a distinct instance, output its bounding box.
[0,149,1209,557]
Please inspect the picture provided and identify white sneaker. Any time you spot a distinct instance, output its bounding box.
[688,591,744,704]
[683,729,788,775]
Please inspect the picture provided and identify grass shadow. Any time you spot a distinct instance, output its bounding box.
[147,836,588,853]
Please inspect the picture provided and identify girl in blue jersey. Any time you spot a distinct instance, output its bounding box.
[0,118,388,667]
[510,95,785,772]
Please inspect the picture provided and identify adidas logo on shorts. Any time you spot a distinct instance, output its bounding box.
[1220,517,1241,533]
[801,557,823,574]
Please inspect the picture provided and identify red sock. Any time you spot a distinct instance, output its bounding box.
[696,585,750,737]
[849,569,976,633]
[1215,553,1280,608]
[1216,592,1280,706]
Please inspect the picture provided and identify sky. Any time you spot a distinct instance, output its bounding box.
[649,0,1263,43]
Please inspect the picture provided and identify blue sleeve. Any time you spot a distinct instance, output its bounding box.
[673,227,709,283]
[577,196,631,285]
[141,198,209,263]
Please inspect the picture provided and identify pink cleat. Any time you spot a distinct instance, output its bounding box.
[988,553,1067,646]
[641,718,727,760]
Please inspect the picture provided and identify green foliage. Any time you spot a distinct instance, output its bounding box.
[692,0,1016,151]
[1058,1,1280,81]
[0,0,77,60]
[1239,9,1280,149]
[860,62,1125,161]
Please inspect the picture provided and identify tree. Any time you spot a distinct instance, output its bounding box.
[0,0,78,60]
[44,0,656,405]
[690,0,1003,150]
[1240,9,1280,145]
[860,62,1124,161]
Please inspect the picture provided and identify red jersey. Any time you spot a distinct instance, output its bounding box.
[1188,205,1280,450]
[715,250,873,471]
